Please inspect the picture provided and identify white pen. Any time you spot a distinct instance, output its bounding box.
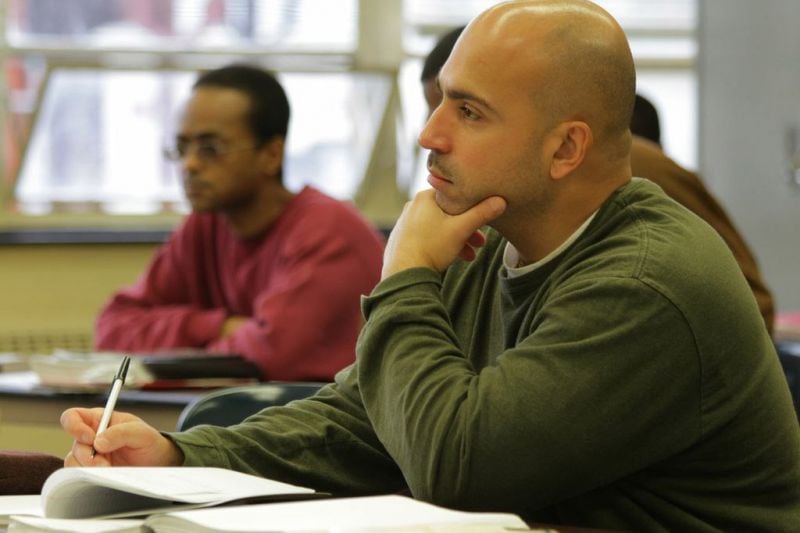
[91,356,131,458]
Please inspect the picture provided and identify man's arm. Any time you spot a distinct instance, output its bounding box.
[355,190,701,511]
[175,377,404,495]
[357,269,702,511]
[94,222,228,352]
[62,366,405,496]
[630,137,775,332]
[205,213,383,381]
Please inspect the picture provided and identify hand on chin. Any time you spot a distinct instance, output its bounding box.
[381,190,506,279]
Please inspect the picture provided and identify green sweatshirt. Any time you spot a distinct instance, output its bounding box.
[170,178,800,531]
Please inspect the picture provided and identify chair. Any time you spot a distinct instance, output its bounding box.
[0,451,63,495]
[776,340,800,420]
[176,382,327,430]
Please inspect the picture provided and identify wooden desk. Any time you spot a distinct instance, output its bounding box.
[0,372,203,457]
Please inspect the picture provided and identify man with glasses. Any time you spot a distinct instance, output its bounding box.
[94,64,384,381]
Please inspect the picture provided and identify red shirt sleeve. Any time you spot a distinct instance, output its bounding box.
[95,217,229,352]
[207,205,384,381]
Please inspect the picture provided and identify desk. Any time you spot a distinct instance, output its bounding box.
[0,372,204,456]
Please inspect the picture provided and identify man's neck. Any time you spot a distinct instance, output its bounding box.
[224,185,296,239]
[499,175,629,266]
[501,211,586,267]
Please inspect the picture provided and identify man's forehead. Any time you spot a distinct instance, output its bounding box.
[179,91,250,133]
[437,33,504,97]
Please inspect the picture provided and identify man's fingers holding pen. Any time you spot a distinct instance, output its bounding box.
[61,408,135,440]
[61,407,101,444]
[61,407,158,466]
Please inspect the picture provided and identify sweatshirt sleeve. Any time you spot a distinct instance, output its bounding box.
[94,223,228,351]
[206,208,383,381]
[355,267,702,512]
[166,365,406,496]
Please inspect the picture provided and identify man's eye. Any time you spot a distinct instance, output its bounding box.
[197,144,221,158]
[460,105,479,120]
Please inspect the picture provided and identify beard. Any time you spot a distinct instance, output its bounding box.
[426,152,471,215]
[426,147,552,223]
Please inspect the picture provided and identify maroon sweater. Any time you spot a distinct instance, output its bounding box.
[95,187,384,381]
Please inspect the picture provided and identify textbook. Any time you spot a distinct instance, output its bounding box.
[9,494,529,533]
[36,467,319,520]
[144,495,529,532]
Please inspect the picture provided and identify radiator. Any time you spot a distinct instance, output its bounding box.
[0,330,93,355]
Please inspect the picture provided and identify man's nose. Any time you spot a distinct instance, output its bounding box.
[180,147,204,174]
[418,105,450,154]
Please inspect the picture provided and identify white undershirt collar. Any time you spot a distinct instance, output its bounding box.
[503,211,598,278]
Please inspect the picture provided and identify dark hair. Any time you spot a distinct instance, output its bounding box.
[631,93,661,146]
[421,26,465,82]
[193,64,290,146]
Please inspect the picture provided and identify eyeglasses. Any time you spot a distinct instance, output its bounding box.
[162,139,257,163]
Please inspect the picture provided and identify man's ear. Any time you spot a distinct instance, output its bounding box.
[258,136,285,177]
[548,121,592,180]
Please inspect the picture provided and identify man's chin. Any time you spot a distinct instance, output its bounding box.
[433,191,469,216]
[435,191,490,217]
[186,200,214,213]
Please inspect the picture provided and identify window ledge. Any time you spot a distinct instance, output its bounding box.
[0,228,171,245]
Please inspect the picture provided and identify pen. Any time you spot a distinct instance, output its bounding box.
[91,355,131,458]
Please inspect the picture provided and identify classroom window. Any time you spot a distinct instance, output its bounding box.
[1,0,697,224]
[1,0,368,220]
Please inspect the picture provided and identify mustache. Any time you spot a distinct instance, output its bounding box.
[426,153,453,180]
[182,175,208,187]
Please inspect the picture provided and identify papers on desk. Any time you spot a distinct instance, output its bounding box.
[2,467,529,532]
[145,495,529,532]
[41,467,316,519]
[28,351,151,390]
[9,515,143,532]
[0,495,40,526]
[8,495,528,533]
[0,353,30,373]
[27,349,261,391]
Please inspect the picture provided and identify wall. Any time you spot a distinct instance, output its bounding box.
[698,1,800,312]
[0,243,158,354]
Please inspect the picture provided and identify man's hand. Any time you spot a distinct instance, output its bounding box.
[221,316,249,339]
[61,408,184,467]
[382,190,507,279]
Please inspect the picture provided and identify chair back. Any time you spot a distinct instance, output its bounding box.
[777,340,800,420]
[176,382,326,430]
[0,451,63,494]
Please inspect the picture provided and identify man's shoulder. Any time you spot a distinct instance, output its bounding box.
[288,187,379,231]
[167,212,225,241]
[610,177,709,229]
[598,179,751,315]
[603,179,730,260]
[274,187,383,251]
[291,186,356,216]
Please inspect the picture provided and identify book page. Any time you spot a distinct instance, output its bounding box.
[0,495,42,526]
[8,515,143,532]
[42,467,314,519]
[145,495,528,532]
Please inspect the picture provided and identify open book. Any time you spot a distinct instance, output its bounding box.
[9,495,529,533]
[38,467,319,520]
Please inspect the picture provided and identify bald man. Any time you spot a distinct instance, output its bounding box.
[422,26,776,334]
[61,1,800,530]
